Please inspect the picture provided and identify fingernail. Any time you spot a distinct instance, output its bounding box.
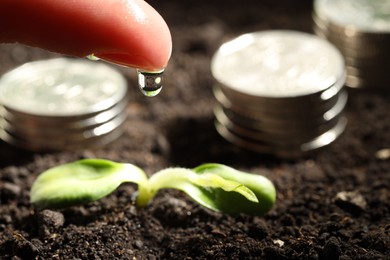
[94,53,159,71]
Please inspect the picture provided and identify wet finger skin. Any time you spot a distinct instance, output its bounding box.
[0,0,172,71]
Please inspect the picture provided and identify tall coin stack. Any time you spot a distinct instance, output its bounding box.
[313,0,390,89]
[0,58,128,151]
[211,30,348,158]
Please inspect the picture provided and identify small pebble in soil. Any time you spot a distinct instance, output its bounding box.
[321,236,341,259]
[39,210,65,228]
[334,191,367,215]
[38,210,65,237]
[248,218,269,239]
[134,240,144,249]
[375,148,390,160]
[0,182,21,201]
[273,239,285,247]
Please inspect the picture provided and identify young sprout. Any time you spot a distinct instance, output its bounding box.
[30,159,276,215]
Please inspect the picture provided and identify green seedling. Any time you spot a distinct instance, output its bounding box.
[30,159,276,215]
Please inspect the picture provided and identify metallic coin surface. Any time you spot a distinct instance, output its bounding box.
[211,30,345,98]
[0,58,129,151]
[0,122,125,152]
[313,0,390,89]
[0,58,127,116]
[214,79,344,117]
[2,111,126,142]
[212,30,348,157]
[314,0,390,33]
[215,117,347,158]
[214,105,342,144]
[215,91,345,135]
[2,96,128,130]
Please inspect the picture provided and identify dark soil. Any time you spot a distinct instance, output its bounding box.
[1,0,389,259]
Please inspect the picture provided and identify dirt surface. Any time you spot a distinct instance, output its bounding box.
[1,0,389,259]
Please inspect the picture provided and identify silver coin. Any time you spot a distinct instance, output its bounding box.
[329,42,389,59]
[326,38,389,55]
[216,99,340,130]
[217,115,341,147]
[211,30,345,99]
[6,115,122,144]
[72,125,125,150]
[345,74,390,89]
[216,91,346,134]
[214,79,344,117]
[214,105,342,145]
[1,112,126,151]
[213,86,335,119]
[313,15,390,44]
[313,25,389,56]
[212,30,348,157]
[314,0,390,33]
[215,116,347,158]
[0,58,127,117]
[4,111,126,143]
[2,96,128,130]
[0,122,124,152]
[0,58,129,151]
[313,1,390,89]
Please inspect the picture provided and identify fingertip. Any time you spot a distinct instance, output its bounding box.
[93,0,172,70]
[0,0,172,70]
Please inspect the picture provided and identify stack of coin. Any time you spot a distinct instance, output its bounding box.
[313,0,390,89]
[0,58,128,151]
[211,30,348,158]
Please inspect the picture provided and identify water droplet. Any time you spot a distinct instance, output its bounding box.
[86,54,100,61]
[137,69,164,97]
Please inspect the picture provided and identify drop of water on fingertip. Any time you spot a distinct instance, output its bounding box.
[137,69,164,97]
[86,54,100,61]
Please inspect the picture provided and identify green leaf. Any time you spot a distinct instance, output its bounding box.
[188,173,258,203]
[148,164,275,215]
[30,159,147,209]
[192,164,276,215]
[30,159,276,216]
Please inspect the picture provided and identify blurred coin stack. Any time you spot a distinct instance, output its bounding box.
[211,30,348,158]
[0,58,128,151]
[313,0,390,89]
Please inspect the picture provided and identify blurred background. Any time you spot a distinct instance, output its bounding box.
[0,1,389,259]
